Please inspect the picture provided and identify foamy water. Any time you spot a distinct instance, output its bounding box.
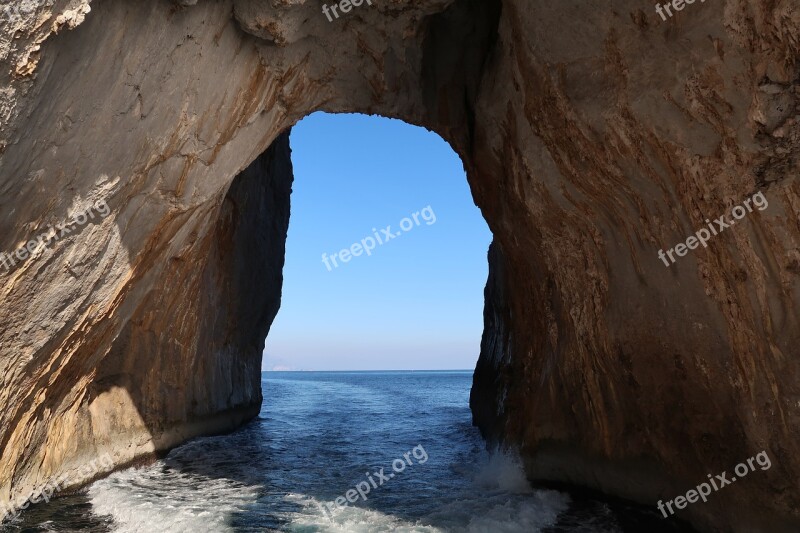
[87,446,568,533]
[4,372,674,532]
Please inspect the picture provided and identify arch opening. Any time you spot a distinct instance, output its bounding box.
[265,111,492,373]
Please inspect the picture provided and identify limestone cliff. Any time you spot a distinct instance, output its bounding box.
[0,1,798,531]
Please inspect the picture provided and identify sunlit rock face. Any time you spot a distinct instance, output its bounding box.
[0,1,798,531]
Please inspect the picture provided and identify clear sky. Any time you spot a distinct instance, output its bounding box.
[263,112,493,371]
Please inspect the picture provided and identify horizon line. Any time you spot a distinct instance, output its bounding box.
[262,369,474,372]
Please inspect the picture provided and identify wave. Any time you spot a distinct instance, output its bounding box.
[87,447,569,533]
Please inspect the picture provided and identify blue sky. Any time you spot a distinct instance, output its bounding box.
[263,112,492,371]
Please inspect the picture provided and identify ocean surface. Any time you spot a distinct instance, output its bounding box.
[3,371,689,532]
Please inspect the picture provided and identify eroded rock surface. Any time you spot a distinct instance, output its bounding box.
[0,1,798,531]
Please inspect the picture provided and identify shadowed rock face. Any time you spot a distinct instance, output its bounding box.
[0,0,798,531]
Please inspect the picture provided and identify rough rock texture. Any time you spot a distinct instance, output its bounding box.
[0,0,798,531]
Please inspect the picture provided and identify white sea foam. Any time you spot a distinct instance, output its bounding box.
[284,493,441,532]
[284,486,569,533]
[87,448,568,533]
[473,449,535,494]
[88,464,260,533]
[419,450,570,533]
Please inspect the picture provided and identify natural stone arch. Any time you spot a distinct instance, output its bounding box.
[0,1,798,531]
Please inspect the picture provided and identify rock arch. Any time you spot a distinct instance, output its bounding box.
[0,1,798,531]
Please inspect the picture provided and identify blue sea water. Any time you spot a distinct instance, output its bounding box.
[3,371,687,532]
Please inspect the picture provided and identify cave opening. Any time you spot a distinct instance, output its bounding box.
[221,110,524,529]
[246,111,505,526]
[265,111,493,372]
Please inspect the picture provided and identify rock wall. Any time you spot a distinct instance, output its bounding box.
[0,0,798,531]
[470,2,799,531]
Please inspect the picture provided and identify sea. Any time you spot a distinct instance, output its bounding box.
[2,371,690,532]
